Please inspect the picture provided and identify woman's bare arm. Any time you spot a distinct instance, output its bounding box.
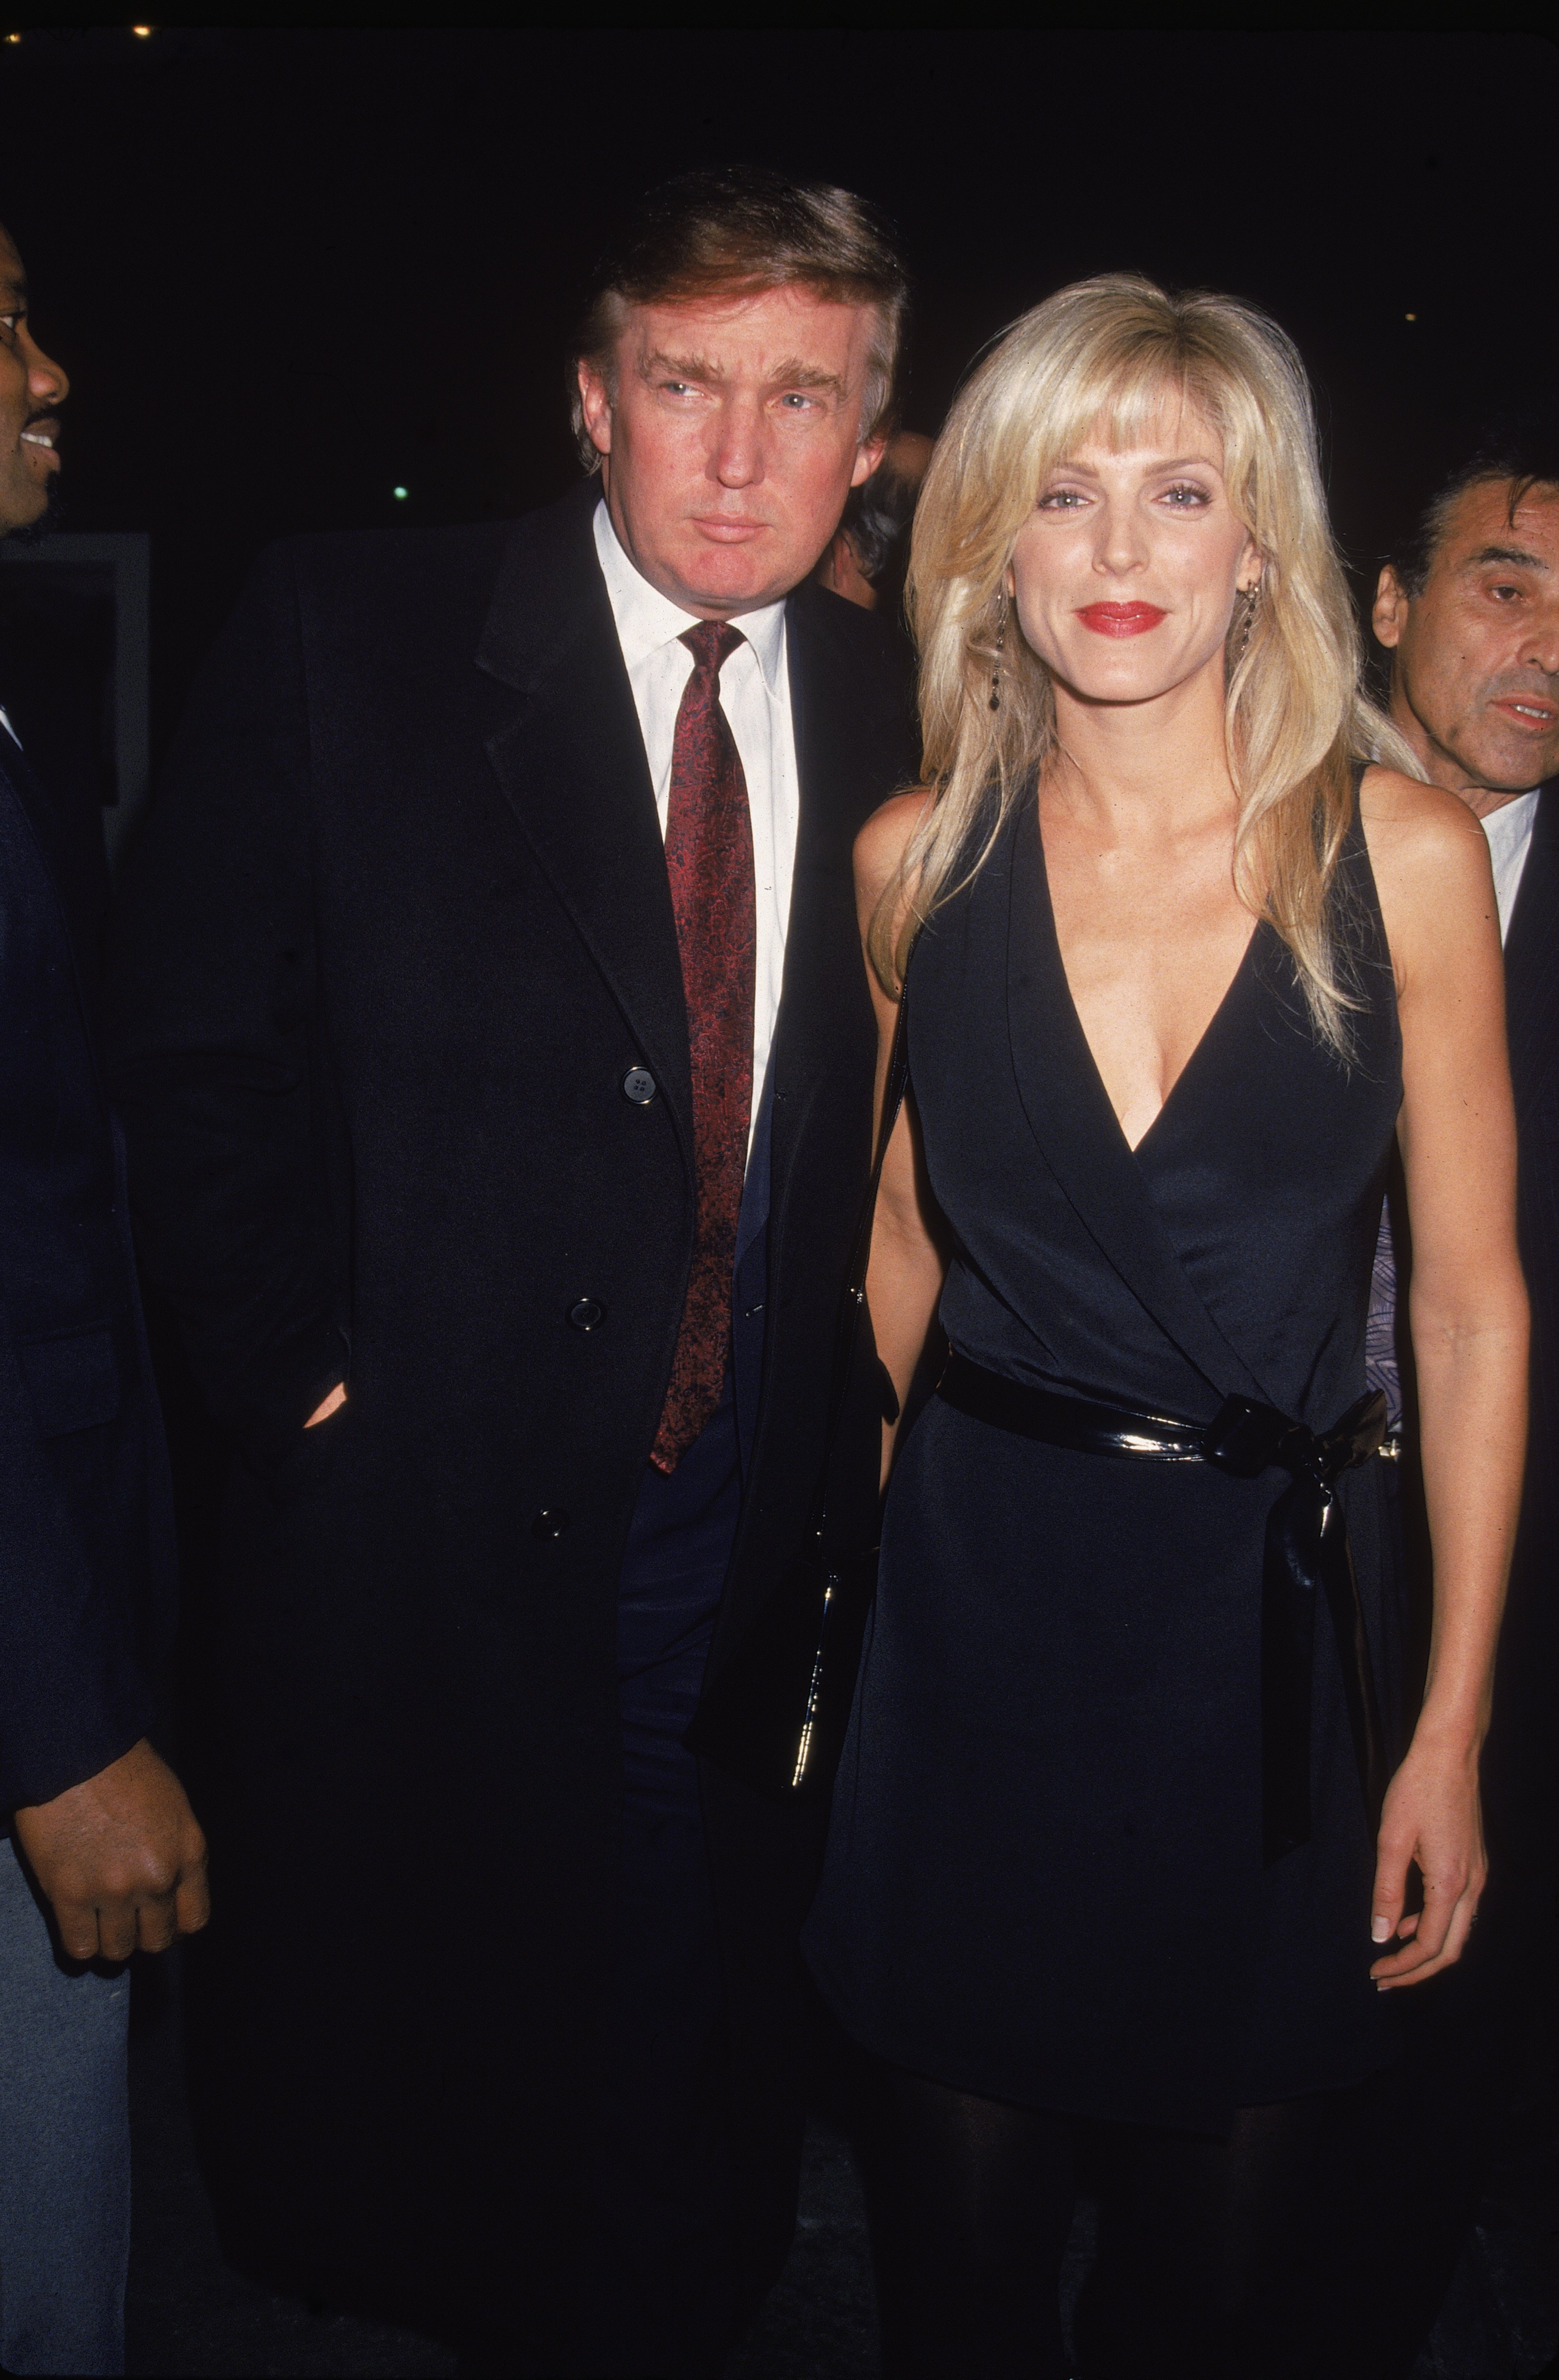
[856,791,948,1485]
[1361,767,1529,1987]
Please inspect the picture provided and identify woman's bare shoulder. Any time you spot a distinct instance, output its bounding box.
[1359,764,1486,848]
[1358,765,1491,892]
[854,787,936,905]
[1358,766,1498,970]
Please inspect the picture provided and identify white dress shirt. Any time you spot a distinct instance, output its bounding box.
[1482,787,1541,946]
[592,500,799,1157]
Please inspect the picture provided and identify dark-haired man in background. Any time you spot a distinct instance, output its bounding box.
[1,225,207,2379]
[1373,437,1559,1900]
[1369,437,1559,2356]
[107,172,916,2372]
[814,426,932,612]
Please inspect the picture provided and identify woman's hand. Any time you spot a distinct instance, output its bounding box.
[1361,767,1525,1993]
[1368,1732,1487,1988]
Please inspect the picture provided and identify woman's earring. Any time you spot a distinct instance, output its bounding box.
[1236,580,1261,662]
[989,599,1008,713]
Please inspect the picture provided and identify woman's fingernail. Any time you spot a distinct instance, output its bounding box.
[1371,1916,1392,1942]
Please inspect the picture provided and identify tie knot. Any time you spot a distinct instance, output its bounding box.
[679,620,746,677]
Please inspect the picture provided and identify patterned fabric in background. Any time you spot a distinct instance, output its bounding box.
[1366,1199,1402,1432]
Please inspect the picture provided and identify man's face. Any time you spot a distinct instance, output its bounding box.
[1374,477,1559,803]
[577,284,887,617]
[0,228,69,539]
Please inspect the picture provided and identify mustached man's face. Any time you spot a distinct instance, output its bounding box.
[1374,477,1559,805]
[577,283,887,618]
[0,229,69,540]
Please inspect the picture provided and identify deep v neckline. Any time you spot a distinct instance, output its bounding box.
[1029,797,1264,1160]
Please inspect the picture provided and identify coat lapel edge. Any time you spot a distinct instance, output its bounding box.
[474,493,695,1174]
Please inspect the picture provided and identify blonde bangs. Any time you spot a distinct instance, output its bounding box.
[880,274,1421,1057]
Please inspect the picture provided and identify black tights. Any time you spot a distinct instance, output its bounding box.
[863,2064,1370,2380]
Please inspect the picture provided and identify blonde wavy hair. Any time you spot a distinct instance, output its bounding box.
[873,274,1420,1056]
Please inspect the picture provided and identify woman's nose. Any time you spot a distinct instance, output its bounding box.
[1094,499,1146,574]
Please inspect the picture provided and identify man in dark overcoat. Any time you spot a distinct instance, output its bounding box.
[106,171,916,2373]
[1,220,208,2378]
[1362,431,1559,2363]
[1373,436,1559,1911]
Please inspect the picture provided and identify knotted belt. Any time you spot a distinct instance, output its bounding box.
[937,1351,1390,1864]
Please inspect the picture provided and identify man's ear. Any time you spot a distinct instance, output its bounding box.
[850,435,888,490]
[1373,564,1409,653]
[577,360,613,459]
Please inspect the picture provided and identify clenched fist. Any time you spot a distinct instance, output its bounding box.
[13,1738,210,1961]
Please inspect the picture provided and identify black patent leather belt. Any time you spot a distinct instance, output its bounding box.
[937,1351,1390,1864]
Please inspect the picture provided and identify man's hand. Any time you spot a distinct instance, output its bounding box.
[12,1738,210,1961]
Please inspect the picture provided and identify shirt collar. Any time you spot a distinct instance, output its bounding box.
[592,498,787,696]
[1483,786,1541,832]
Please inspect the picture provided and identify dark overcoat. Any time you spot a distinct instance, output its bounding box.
[105,484,916,2343]
[0,731,174,1816]
[1487,779,1559,1885]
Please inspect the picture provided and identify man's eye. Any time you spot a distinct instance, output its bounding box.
[1489,583,1522,603]
[660,381,697,398]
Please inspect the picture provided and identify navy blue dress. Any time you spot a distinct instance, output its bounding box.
[805,785,1405,2133]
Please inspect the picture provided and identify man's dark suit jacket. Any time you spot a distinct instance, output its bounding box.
[1487,776,1559,1886]
[0,733,175,1816]
[105,484,916,2344]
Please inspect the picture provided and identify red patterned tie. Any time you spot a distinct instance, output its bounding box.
[651,621,756,1474]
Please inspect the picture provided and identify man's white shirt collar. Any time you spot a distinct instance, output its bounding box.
[591,499,787,696]
[1481,785,1542,945]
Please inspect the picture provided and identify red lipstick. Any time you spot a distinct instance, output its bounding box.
[1077,602,1165,637]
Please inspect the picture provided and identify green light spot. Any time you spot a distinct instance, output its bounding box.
[393,485,409,500]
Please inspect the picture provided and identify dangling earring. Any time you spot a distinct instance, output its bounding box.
[989,597,1008,713]
[1236,579,1261,662]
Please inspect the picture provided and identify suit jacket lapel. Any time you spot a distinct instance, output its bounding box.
[767,581,884,1209]
[0,736,104,1079]
[1503,779,1559,1129]
[1005,794,1269,1404]
[476,487,694,1184]
[0,731,91,955]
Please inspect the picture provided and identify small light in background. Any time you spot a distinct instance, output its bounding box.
[5,30,22,40]
[132,24,154,34]
[1404,312,1417,322]
[393,486,410,501]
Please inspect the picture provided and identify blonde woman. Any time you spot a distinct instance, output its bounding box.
[802,278,1527,2379]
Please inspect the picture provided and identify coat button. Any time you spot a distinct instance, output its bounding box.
[568,1298,605,1332]
[622,1066,657,1106]
[531,1509,571,1539]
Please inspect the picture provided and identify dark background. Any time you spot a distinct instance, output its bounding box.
[2,24,1557,756]
[3,32,1559,2377]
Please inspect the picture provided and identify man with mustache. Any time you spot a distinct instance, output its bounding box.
[0,224,208,2378]
[1373,433,1559,1891]
[107,170,914,2372]
[1368,430,1559,2356]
